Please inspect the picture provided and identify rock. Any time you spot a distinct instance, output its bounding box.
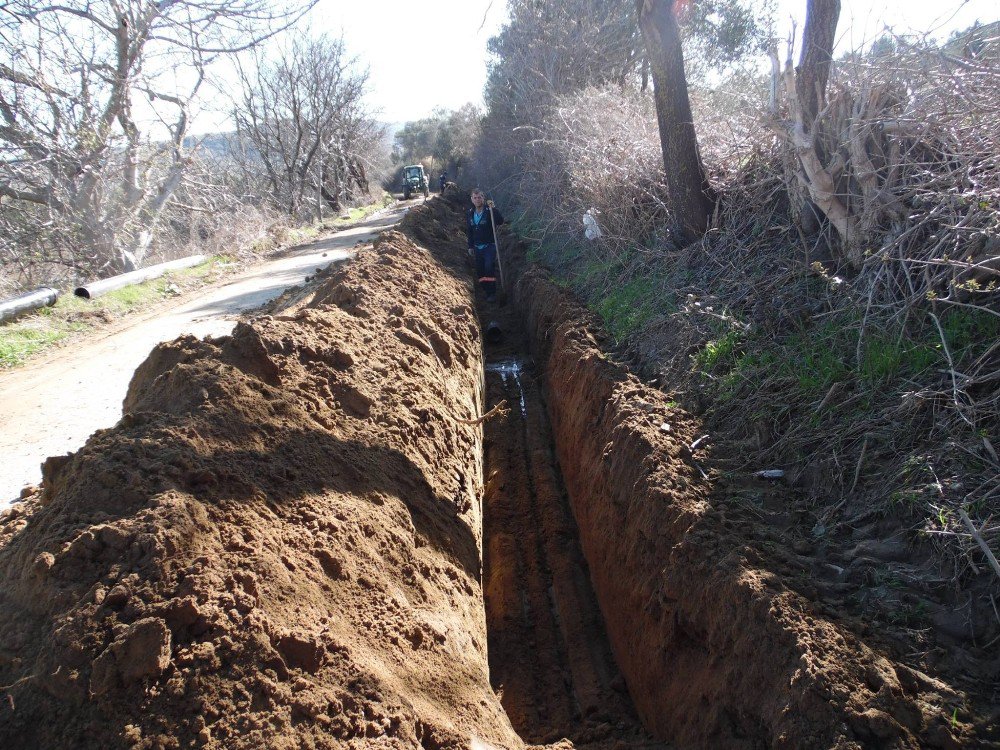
[316,549,347,580]
[104,584,131,607]
[921,721,961,749]
[97,524,130,550]
[932,605,972,641]
[163,596,202,629]
[792,540,812,555]
[32,552,55,577]
[117,618,172,683]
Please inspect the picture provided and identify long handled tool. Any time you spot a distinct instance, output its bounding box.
[487,203,507,306]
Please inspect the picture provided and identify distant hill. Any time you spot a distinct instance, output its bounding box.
[182,132,238,159]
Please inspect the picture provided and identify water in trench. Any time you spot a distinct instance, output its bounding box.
[480,322,666,749]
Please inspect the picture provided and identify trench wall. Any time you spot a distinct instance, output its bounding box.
[516,266,957,749]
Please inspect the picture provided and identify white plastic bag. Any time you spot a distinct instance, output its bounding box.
[582,208,602,240]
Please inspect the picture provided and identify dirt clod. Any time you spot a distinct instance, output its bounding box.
[90,617,172,695]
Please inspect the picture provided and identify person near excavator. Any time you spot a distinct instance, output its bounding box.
[466,188,505,302]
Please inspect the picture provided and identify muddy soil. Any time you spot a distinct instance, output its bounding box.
[476,279,664,749]
[509,258,998,745]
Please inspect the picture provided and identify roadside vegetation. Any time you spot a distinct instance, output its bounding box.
[0,197,390,369]
[390,105,481,190]
[0,1,392,296]
[0,258,225,368]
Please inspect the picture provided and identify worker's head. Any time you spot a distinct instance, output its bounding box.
[470,189,485,208]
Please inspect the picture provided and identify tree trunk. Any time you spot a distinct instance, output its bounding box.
[796,0,841,130]
[635,0,713,238]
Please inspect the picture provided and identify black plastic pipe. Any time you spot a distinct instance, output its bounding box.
[0,287,59,324]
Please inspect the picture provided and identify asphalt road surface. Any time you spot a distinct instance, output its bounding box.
[0,200,419,508]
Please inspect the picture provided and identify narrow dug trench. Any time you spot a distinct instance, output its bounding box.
[0,195,986,749]
[478,316,664,748]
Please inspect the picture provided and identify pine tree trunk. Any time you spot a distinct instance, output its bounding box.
[635,0,713,239]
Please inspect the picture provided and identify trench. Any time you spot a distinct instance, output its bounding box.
[476,303,666,748]
[461,196,951,748]
[0,200,970,749]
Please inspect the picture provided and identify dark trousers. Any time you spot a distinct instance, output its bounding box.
[474,243,497,297]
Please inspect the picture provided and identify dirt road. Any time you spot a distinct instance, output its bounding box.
[0,201,416,508]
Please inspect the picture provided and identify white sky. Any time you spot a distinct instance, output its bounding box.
[190,0,998,135]
[775,0,998,53]
[296,0,508,124]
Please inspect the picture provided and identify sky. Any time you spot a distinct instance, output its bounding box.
[774,0,998,53]
[190,0,998,135]
[306,0,509,125]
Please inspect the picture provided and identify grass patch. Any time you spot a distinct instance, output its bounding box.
[329,193,394,227]
[939,306,1000,359]
[595,276,662,341]
[0,194,391,370]
[695,329,741,371]
[692,308,979,408]
[859,334,938,384]
[0,323,84,367]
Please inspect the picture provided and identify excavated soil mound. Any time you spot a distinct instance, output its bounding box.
[0,214,521,749]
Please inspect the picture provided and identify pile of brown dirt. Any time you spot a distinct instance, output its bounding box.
[0,213,520,749]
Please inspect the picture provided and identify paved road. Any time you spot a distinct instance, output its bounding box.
[0,201,417,507]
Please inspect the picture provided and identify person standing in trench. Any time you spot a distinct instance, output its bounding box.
[466,188,505,303]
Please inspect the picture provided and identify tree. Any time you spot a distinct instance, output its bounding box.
[796,0,841,129]
[232,36,384,217]
[0,0,315,278]
[434,105,481,178]
[769,1,848,253]
[476,0,645,199]
[475,0,771,214]
[635,0,713,237]
[392,105,481,179]
[392,116,441,167]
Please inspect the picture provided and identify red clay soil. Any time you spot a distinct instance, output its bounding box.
[0,210,522,749]
[515,262,990,749]
[475,283,664,749]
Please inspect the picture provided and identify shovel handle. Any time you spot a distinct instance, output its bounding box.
[488,205,505,293]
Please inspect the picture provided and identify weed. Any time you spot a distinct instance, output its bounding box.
[890,489,921,509]
[595,276,664,341]
[0,325,76,367]
[695,329,740,371]
[939,307,1000,360]
[860,334,937,383]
